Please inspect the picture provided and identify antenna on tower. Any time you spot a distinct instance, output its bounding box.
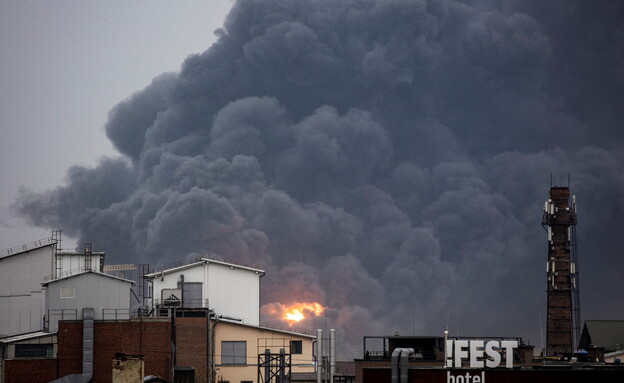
[568,173,571,188]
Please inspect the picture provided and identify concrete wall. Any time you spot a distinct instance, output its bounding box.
[150,260,262,325]
[44,272,132,332]
[0,244,54,337]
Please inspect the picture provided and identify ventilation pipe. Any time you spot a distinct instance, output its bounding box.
[391,348,403,383]
[329,329,336,383]
[48,308,94,383]
[81,308,94,382]
[316,329,323,383]
[399,348,414,383]
[391,347,414,383]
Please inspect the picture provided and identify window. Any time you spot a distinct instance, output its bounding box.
[14,344,54,358]
[60,288,75,299]
[290,340,302,354]
[221,341,246,365]
[178,282,203,308]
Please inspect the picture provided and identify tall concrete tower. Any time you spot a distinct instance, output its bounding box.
[542,187,580,356]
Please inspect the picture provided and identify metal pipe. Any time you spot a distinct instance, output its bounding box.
[316,329,323,383]
[46,308,94,383]
[391,348,402,383]
[211,315,220,383]
[279,348,286,383]
[399,348,414,383]
[330,329,336,382]
[444,330,449,368]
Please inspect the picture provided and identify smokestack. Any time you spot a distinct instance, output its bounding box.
[542,186,580,356]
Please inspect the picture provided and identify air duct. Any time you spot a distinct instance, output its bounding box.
[391,347,414,383]
[48,307,94,383]
[390,348,402,383]
[399,348,414,383]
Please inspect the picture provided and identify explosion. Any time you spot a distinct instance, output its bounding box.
[284,302,324,323]
[262,302,325,325]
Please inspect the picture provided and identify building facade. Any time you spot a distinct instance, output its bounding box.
[42,271,134,332]
[144,258,264,325]
[0,236,105,337]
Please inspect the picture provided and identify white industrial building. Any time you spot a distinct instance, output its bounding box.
[144,258,264,325]
[42,270,134,332]
[0,235,104,337]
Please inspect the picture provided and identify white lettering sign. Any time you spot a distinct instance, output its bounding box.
[446,340,518,369]
[447,371,485,383]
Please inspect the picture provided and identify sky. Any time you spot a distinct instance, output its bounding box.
[0,0,234,248]
[2,0,624,359]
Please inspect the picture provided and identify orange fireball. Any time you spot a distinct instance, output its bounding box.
[282,302,324,323]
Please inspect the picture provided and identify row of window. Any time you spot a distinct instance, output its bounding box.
[221,340,303,365]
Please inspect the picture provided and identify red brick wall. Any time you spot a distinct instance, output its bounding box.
[4,359,58,383]
[176,317,209,382]
[57,319,173,383]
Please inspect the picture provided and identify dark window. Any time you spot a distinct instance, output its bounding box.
[221,341,246,364]
[178,282,203,308]
[241,381,253,383]
[14,344,54,358]
[290,340,303,354]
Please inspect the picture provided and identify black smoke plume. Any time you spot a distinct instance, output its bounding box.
[15,0,624,357]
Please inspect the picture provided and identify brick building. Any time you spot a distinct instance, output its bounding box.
[3,318,172,383]
[3,313,314,383]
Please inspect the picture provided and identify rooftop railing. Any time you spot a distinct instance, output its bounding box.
[1,237,56,258]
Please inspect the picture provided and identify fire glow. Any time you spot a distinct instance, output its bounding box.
[280,302,324,323]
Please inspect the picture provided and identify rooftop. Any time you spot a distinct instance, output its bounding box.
[144,256,265,278]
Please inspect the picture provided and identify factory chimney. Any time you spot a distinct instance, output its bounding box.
[542,186,581,357]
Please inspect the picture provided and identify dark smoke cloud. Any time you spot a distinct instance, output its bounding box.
[15,0,624,358]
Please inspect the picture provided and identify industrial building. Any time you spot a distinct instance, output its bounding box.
[3,186,624,382]
[143,258,264,325]
[1,307,316,383]
[0,232,104,338]
[351,187,624,383]
[42,270,134,332]
[0,234,317,383]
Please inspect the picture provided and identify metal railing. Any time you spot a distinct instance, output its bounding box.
[42,265,98,282]
[152,298,210,309]
[102,309,132,320]
[1,237,56,258]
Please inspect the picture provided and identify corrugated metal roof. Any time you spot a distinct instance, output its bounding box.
[144,257,264,278]
[41,270,135,286]
[583,320,624,352]
[0,330,57,344]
